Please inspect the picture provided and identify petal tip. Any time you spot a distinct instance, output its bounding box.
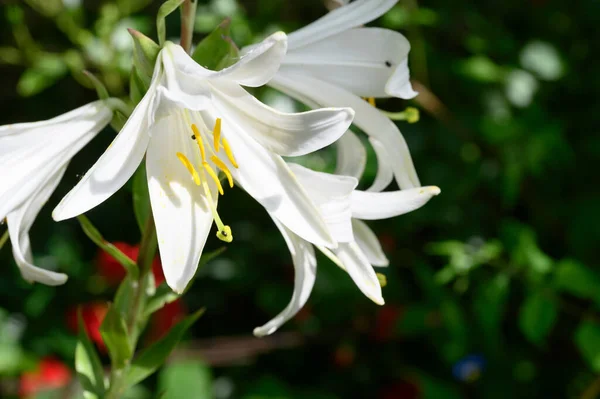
[270,31,288,42]
[253,326,275,337]
[426,186,441,196]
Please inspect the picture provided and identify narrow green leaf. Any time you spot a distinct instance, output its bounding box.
[144,283,180,317]
[82,70,109,100]
[518,291,557,345]
[129,67,147,104]
[0,230,8,251]
[132,163,151,234]
[575,321,600,372]
[125,309,205,388]
[157,0,186,46]
[553,259,600,303]
[75,310,105,398]
[191,18,239,71]
[158,361,213,399]
[128,29,160,83]
[100,304,133,369]
[77,215,139,279]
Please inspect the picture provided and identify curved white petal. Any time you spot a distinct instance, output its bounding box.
[211,82,353,156]
[146,113,215,293]
[254,218,316,337]
[7,166,69,285]
[352,186,440,220]
[0,101,112,219]
[287,163,357,243]
[269,72,420,189]
[283,28,412,98]
[205,112,334,247]
[169,31,287,88]
[53,84,157,221]
[335,130,366,179]
[385,59,418,99]
[287,0,398,50]
[352,219,388,267]
[366,137,394,192]
[334,242,384,305]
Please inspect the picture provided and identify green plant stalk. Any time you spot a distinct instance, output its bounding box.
[105,214,158,399]
[180,0,197,54]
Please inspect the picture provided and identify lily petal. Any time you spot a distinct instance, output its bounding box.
[146,113,215,293]
[352,186,441,220]
[208,112,335,247]
[53,84,156,221]
[254,218,316,337]
[283,28,413,98]
[287,0,398,50]
[352,219,389,267]
[211,82,353,156]
[366,137,394,192]
[7,166,69,285]
[335,130,366,179]
[385,59,418,99]
[335,242,384,305]
[269,72,420,189]
[288,163,357,243]
[169,31,287,88]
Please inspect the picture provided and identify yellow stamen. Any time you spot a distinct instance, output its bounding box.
[191,124,206,162]
[216,225,233,243]
[211,155,234,188]
[176,152,201,185]
[376,273,387,287]
[213,118,222,152]
[203,162,224,195]
[365,97,376,107]
[221,138,238,168]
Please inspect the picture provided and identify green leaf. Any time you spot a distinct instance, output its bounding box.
[82,70,109,100]
[77,215,139,279]
[157,361,213,399]
[575,321,600,372]
[191,18,239,71]
[0,230,8,251]
[128,29,160,83]
[144,283,180,318]
[553,259,600,304]
[518,291,557,345]
[100,304,133,369]
[125,309,205,388]
[75,310,106,398]
[129,67,147,104]
[17,59,68,97]
[132,163,151,234]
[157,0,185,46]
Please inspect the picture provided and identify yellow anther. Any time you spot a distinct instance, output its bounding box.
[404,107,420,124]
[191,124,206,162]
[221,138,238,168]
[176,152,201,185]
[376,273,387,287]
[211,155,234,188]
[366,97,376,107]
[203,162,224,195]
[216,225,233,243]
[213,118,222,152]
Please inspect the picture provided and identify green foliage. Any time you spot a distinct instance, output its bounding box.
[575,322,600,372]
[192,18,240,71]
[75,312,106,399]
[518,291,558,346]
[100,304,133,369]
[157,361,213,399]
[156,0,186,46]
[132,163,151,234]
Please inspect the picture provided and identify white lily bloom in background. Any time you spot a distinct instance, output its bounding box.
[265,0,421,191]
[253,162,440,337]
[53,32,355,294]
[0,101,113,285]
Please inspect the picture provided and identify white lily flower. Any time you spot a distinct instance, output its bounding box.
[53,33,355,294]
[265,0,420,191]
[0,101,113,285]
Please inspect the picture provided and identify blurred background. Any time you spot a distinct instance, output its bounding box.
[1,0,599,398]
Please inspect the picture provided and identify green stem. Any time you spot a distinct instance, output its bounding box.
[105,214,157,399]
[180,0,197,54]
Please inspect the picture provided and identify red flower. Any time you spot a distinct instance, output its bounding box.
[66,302,109,350]
[97,242,164,286]
[146,299,186,343]
[19,357,72,398]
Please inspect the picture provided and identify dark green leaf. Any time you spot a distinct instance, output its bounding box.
[575,321,600,372]
[129,29,160,83]
[82,70,109,100]
[157,361,213,399]
[518,291,557,345]
[132,163,151,234]
[553,259,600,304]
[0,230,8,251]
[75,310,105,398]
[144,283,179,317]
[100,304,133,369]
[77,215,139,279]
[191,19,239,71]
[125,309,204,388]
[156,0,185,46]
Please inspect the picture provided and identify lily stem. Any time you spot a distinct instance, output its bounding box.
[106,214,158,399]
[180,0,197,54]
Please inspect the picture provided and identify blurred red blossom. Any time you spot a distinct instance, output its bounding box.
[66,302,109,350]
[97,241,164,286]
[379,380,422,399]
[19,357,72,398]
